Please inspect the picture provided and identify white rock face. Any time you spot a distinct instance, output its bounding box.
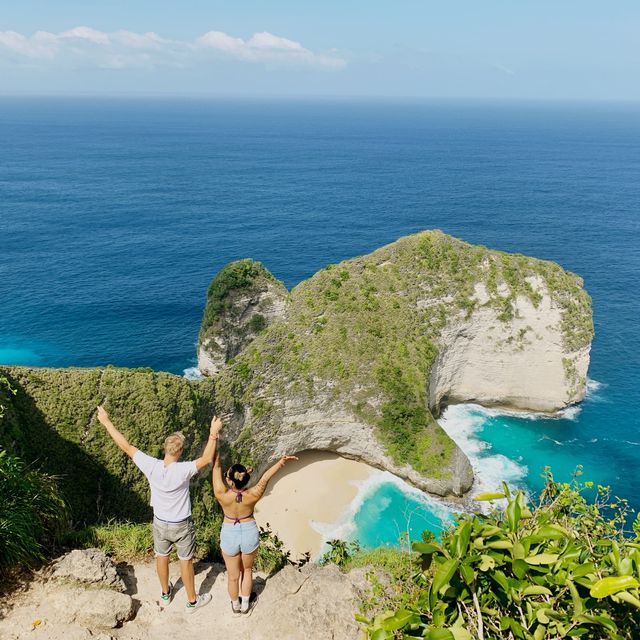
[270,403,472,496]
[428,281,590,414]
[198,280,288,376]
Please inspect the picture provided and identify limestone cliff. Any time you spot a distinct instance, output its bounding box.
[208,231,592,497]
[198,259,288,375]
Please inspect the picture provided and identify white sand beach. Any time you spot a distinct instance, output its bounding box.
[254,451,373,559]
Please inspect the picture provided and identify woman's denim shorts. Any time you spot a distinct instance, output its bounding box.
[220,520,260,556]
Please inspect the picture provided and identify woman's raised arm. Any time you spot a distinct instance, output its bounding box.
[250,455,298,500]
[212,453,227,498]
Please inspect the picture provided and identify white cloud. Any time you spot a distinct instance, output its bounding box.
[60,26,110,45]
[246,32,303,51]
[0,26,346,71]
[196,29,345,68]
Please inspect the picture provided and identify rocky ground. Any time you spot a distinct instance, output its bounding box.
[0,550,369,640]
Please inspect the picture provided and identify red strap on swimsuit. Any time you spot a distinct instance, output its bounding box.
[224,490,254,524]
[223,512,254,525]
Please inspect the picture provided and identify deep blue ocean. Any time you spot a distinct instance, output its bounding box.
[2,97,639,547]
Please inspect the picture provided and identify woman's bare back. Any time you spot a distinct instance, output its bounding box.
[218,488,259,521]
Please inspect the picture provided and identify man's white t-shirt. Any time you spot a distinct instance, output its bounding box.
[133,450,198,522]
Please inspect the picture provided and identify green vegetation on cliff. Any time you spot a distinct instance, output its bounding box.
[213,231,593,480]
[0,366,217,527]
[199,258,285,344]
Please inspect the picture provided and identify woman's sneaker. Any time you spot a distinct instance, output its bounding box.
[161,582,173,604]
[185,593,212,614]
[241,591,258,615]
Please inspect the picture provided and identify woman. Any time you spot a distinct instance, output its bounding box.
[212,452,298,614]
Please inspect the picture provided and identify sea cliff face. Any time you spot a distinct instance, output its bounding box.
[202,230,593,497]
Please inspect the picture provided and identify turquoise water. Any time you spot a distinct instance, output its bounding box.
[2,98,639,546]
[350,477,455,547]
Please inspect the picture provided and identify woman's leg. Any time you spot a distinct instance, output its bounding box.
[240,549,258,599]
[221,551,243,601]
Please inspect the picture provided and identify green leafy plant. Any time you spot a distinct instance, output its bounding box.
[0,450,68,573]
[320,539,362,569]
[358,470,640,639]
[256,523,310,573]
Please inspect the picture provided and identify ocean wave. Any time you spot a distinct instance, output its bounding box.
[587,378,605,394]
[438,404,528,506]
[467,402,581,423]
[585,378,608,402]
[310,468,456,549]
[183,367,204,380]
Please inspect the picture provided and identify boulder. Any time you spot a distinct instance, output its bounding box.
[248,564,368,639]
[51,548,125,592]
[51,587,134,629]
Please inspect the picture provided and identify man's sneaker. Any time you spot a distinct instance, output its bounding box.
[161,582,174,604]
[185,593,212,614]
[231,600,241,614]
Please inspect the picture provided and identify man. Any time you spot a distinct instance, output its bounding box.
[96,404,221,613]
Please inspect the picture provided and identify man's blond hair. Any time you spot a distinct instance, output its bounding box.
[164,432,185,456]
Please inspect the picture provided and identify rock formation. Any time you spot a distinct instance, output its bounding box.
[50,548,125,592]
[0,561,369,639]
[207,231,592,497]
[198,259,288,375]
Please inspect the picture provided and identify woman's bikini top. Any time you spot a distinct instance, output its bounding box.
[223,490,255,525]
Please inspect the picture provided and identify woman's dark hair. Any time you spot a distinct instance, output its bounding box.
[226,463,251,489]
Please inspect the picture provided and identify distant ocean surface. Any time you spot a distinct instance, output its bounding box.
[2,97,639,546]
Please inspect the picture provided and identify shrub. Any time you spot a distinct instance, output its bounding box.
[321,539,362,569]
[357,470,640,639]
[255,523,310,573]
[0,450,68,573]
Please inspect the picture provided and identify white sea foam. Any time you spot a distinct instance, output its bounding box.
[558,405,581,421]
[587,378,604,394]
[438,404,528,504]
[586,378,607,402]
[183,367,204,380]
[310,468,456,549]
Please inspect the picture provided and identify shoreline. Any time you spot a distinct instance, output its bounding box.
[254,451,373,559]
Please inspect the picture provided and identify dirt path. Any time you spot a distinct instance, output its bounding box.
[0,560,367,639]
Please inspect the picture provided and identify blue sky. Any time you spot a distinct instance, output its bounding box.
[1,1,639,100]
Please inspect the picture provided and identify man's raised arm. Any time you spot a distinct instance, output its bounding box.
[96,405,137,458]
[195,415,223,471]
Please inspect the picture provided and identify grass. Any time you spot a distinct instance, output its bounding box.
[0,449,68,573]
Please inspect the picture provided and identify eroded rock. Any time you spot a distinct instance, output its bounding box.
[51,549,125,592]
[51,587,134,628]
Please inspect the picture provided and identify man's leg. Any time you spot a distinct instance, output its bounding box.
[153,518,172,595]
[156,555,170,594]
[174,518,198,603]
[179,558,197,603]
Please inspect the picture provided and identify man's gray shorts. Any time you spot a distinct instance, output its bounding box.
[153,516,196,561]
